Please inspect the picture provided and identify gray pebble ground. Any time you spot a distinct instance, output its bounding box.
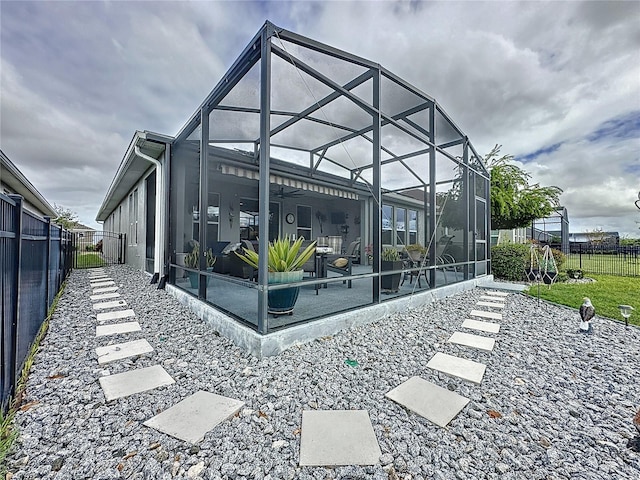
[5,265,640,479]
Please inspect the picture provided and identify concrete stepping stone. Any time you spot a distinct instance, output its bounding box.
[448,331,496,352]
[96,339,153,364]
[479,295,506,302]
[143,391,244,444]
[476,301,505,309]
[90,281,115,288]
[93,299,128,311]
[96,321,141,337]
[483,290,509,296]
[461,318,500,333]
[99,365,174,402]
[470,309,502,320]
[385,376,469,428]
[90,292,121,301]
[97,309,135,322]
[299,410,381,466]
[426,352,486,384]
[93,286,119,294]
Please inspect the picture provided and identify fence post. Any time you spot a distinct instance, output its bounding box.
[7,195,23,402]
[44,216,51,309]
[579,244,582,270]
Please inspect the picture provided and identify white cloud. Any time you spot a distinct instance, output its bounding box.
[1,0,638,235]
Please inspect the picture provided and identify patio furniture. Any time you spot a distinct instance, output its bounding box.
[302,241,352,294]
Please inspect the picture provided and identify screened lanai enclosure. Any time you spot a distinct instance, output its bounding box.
[168,21,490,334]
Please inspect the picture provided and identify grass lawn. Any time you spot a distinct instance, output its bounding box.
[76,253,105,269]
[525,274,640,326]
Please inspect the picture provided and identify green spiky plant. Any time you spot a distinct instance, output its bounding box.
[236,236,316,272]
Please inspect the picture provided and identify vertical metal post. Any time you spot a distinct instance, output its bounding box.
[8,195,23,402]
[428,104,436,288]
[462,143,470,280]
[199,107,210,299]
[372,68,381,303]
[44,216,51,308]
[257,29,272,334]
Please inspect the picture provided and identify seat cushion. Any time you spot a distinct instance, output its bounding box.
[332,257,349,268]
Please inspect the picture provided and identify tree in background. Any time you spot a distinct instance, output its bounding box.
[485,145,563,230]
[53,204,78,230]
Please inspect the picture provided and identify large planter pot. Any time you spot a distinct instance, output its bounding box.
[381,260,403,293]
[542,271,557,284]
[525,269,539,282]
[268,270,303,315]
[187,270,211,289]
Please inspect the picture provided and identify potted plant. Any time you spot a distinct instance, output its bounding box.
[381,247,403,293]
[539,258,557,284]
[184,242,216,288]
[236,235,316,315]
[405,243,426,262]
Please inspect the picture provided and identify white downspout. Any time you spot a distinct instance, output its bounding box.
[134,145,164,277]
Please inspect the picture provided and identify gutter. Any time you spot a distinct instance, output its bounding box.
[134,145,165,278]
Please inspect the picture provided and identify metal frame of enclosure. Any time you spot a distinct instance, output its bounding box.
[168,21,490,334]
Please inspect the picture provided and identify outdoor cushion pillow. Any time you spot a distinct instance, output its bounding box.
[222,242,242,254]
[333,257,348,268]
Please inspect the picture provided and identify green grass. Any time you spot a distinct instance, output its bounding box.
[76,252,105,269]
[525,274,640,326]
[564,253,640,276]
[0,282,66,474]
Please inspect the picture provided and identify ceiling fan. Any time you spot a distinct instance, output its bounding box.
[271,186,304,198]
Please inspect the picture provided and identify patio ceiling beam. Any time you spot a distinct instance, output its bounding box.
[311,149,327,173]
[380,67,435,104]
[382,183,427,194]
[263,61,374,142]
[273,25,378,70]
[435,103,466,140]
[271,44,378,116]
[438,138,465,150]
[311,102,431,155]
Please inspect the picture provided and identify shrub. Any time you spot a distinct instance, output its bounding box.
[550,248,565,271]
[491,243,529,281]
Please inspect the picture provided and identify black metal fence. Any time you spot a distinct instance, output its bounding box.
[73,231,125,268]
[563,244,640,277]
[1,194,73,412]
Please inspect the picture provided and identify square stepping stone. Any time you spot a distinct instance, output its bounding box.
[461,318,500,333]
[143,391,245,444]
[91,281,115,288]
[96,339,153,364]
[299,410,381,466]
[470,309,502,320]
[97,309,135,322]
[483,290,508,296]
[426,352,486,384]
[93,300,128,311]
[476,301,505,309]
[385,376,469,428]
[96,321,141,337]
[93,286,119,294]
[99,365,174,402]
[479,295,505,302]
[90,292,121,301]
[448,331,495,352]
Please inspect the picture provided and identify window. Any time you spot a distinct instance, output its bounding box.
[296,205,312,240]
[381,204,393,244]
[395,208,406,246]
[206,192,220,246]
[408,209,418,245]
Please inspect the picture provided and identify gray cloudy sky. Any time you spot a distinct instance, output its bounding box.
[1,0,639,235]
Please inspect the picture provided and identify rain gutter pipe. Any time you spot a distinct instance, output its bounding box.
[134,145,165,278]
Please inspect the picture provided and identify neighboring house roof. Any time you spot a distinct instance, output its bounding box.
[72,223,96,232]
[1,149,57,218]
[96,130,172,222]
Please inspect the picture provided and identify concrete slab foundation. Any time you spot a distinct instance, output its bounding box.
[299,410,382,466]
[385,376,470,428]
[143,391,244,444]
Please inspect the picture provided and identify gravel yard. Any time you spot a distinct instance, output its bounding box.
[6,265,640,479]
